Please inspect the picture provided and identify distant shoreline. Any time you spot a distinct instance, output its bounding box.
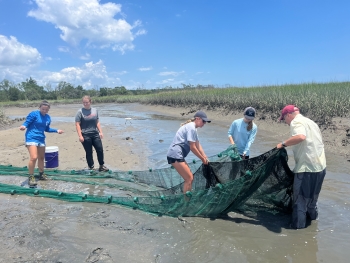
[1,102,349,165]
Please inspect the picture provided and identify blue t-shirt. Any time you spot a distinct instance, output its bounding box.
[167,122,199,159]
[227,118,257,156]
[22,110,57,144]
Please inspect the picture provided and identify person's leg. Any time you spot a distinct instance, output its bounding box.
[37,146,49,180]
[91,134,104,166]
[91,134,109,171]
[26,145,38,175]
[37,146,45,173]
[292,173,307,229]
[82,135,94,168]
[307,169,326,220]
[26,145,38,186]
[172,161,194,194]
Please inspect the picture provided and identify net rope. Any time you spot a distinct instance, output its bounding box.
[0,145,294,218]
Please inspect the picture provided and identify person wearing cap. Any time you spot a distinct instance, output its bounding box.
[167,110,210,195]
[277,104,326,229]
[227,107,258,159]
[19,100,64,186]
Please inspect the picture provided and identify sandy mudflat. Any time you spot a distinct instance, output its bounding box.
[0,104,148,171]
[0,103,349,262]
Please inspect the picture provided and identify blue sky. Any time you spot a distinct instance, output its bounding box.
[0,0,349,89]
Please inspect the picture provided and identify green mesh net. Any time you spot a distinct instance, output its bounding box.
[0,145,293,218]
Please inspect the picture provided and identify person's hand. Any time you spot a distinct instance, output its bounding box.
[276,143,283,149]
[79,136,84,142]
[57,130,64,134]
[202,157,209,165]
[19,125,26,131]
[99,132,104,139]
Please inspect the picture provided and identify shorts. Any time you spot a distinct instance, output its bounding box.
[26,142,46,147]
[167,156,185,164]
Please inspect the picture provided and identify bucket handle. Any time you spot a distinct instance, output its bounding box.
[45,153,58,163]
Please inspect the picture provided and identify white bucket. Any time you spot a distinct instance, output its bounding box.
[45,146,59,168]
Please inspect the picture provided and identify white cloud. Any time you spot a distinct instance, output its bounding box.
[40,60,109,88]
[58,46,70,53]
[156,78,175,84]
[138,67,152,71]
[158,71,184,77]
[0,35,42,67]
[115,71,128,75]
[79,53,91,60]
[28,0,146,53]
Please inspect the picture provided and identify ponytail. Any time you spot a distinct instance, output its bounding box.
[247,121,253,131]
[181,118,195,126]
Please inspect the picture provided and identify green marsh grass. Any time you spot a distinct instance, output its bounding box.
[1,82,349,126]
[140,82,350,125]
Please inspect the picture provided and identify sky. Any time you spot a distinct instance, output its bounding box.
[0,0,349,90]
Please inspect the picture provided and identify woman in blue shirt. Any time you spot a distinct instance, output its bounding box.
[228,107,257,159]
[20,101,64,186]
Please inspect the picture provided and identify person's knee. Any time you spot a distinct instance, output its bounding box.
[184,175,193,184]
[29,156,38,162]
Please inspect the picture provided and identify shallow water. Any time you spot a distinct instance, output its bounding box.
[2,103,350,262]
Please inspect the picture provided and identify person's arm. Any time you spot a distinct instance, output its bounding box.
[75,122,84,142]
[189,141,208,164]
[196,141,209,162]
[96,120,103,139]
[44,117,63,133]
[243,126,257,156]
[228,122,235,144]
[19,111,35,130]
[276,134,306,148]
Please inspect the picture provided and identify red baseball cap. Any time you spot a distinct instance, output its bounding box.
[279,105,295,121]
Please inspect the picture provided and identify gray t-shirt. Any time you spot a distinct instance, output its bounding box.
[75,107,99,135]
[167,122,199,159]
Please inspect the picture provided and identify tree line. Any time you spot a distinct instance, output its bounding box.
[0,78,216,102]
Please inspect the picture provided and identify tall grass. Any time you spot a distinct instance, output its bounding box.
[1,82,349,126]
[140,82,350,125]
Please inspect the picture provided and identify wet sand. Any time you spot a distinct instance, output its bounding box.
[0,103,349,262]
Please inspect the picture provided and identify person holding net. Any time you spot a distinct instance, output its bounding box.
[228,107,258,159]
[167,110,211,195]
[277,104,326,229]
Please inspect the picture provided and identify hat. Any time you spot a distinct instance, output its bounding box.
[279,105,295,121]
[194,110,211,123]
[243,107,256,120]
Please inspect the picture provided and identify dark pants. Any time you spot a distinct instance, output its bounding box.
[82,133,104,168]
[292,169,326,229]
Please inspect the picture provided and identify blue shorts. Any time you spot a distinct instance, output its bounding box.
[167,156,185,164]
[26,142,46,147]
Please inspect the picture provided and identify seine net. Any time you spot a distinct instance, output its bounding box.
[0,145,293,217]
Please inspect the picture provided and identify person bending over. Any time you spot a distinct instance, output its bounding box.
[228,107,258,159]
[167,110,210,195]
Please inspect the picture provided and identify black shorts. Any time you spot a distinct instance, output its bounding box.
[167,156,185,164]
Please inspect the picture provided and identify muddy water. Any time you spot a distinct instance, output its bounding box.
[1,103,349,262]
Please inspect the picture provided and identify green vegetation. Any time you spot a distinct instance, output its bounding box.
[1,77,349,126]
[142,82,350,125]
